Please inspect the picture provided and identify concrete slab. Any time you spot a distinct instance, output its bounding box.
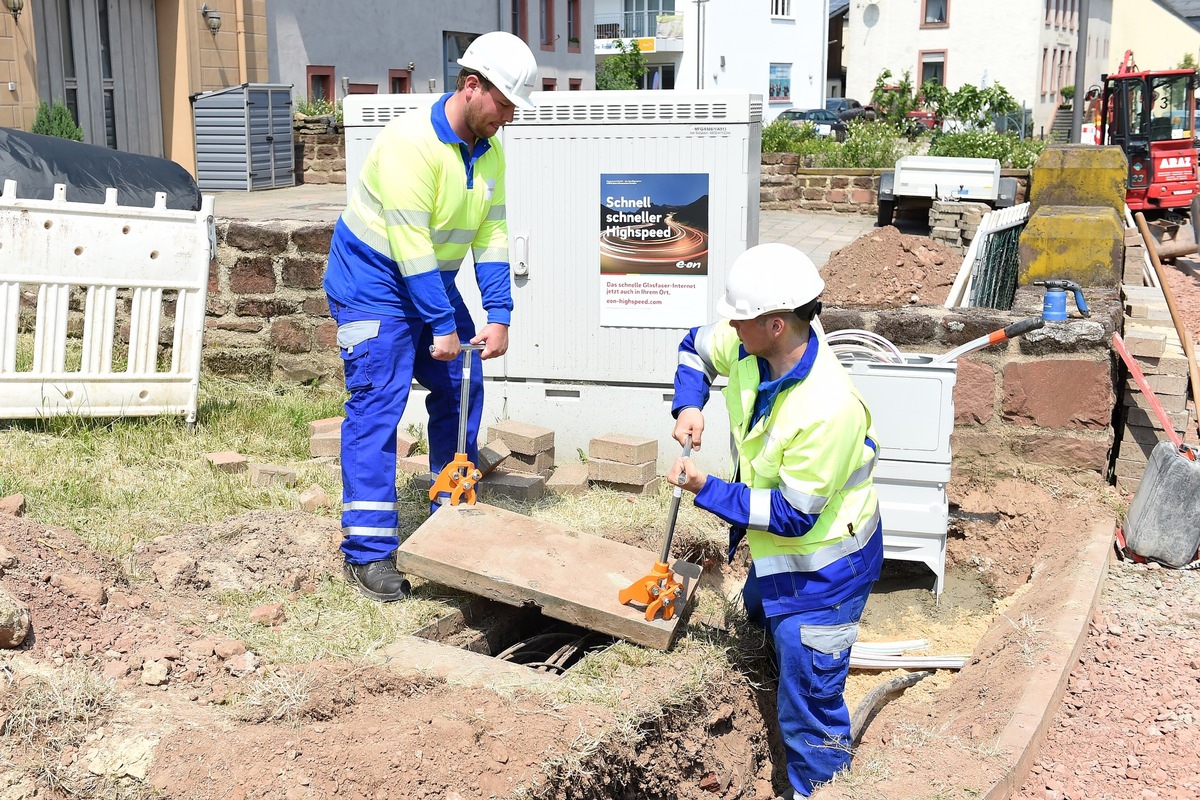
[396,503,701,650]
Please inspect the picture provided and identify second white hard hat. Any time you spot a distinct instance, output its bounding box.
[457,31,538,110]
[716,243,825,320]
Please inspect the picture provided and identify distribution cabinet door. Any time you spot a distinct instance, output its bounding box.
[502,90,762,385]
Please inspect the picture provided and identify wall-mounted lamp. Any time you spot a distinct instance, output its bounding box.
[200,4,221,35]
[5,0,24,23]
[407,61,415,71]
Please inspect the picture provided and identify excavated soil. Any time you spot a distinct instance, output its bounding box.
[2,221,1198,800]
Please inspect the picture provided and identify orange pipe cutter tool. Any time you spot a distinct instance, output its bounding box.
[619,435,692,621]
[428,343,486,508]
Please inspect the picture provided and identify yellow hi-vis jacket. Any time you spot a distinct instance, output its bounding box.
[324,94,512,336]
[674,320,882,614]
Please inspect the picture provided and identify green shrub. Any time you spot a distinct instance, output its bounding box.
[814,120,913,169]
[294,96,343,124]
[761,118,842,161]
[30,100,83,141]
[928,130,1047,168]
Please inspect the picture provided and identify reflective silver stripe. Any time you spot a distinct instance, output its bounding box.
[844,448,877,488]
[343,501,399,512]
[431,227,477,245]
[677,351,712,378]
[778,478,828,515]
[748,488,772,530]
[485,205,505,221]
[437,256,466,272]
[341,525,400,537]
[475,246,509,263]
[800,621,859,654]
[752,504,881,576]
[692,324,719,373]
[396,253,441,277]
[341,208,393,256]
[383,208,433,228]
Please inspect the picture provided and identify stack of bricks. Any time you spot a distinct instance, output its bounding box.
[587,433,661,495]
[1121,226,1148,285]
[928,200,990,255]
[1113,284,1200,494]
[481,419,553,502]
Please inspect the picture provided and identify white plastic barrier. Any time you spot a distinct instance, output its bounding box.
[0,180,215,422]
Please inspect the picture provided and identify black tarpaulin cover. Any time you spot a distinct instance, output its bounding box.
[0,127,202,211]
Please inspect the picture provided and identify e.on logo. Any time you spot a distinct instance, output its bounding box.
[1159,156,1193,169]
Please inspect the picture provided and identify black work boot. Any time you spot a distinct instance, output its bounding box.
[343,558,412,602]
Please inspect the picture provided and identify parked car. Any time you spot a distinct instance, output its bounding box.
[825,97,873,121]
[777,108,848,141]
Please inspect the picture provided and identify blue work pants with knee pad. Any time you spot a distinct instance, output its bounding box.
[331,300,483,564]
[743,563,874,798]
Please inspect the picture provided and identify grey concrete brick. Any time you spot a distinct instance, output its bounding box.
[249,463,298,488]
[309,430,340,458]
[592,477,664,496]
[588,433,658,465]
[588,458,657,485]
[486,419,554,455]
[546,463,590,495]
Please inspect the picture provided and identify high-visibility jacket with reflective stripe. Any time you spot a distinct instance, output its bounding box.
[323,94,512,336]
[674,320,883,615]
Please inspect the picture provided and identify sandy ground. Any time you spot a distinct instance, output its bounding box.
[1,225,1197,800]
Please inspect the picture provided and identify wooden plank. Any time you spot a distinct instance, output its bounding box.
[396,503,702,651]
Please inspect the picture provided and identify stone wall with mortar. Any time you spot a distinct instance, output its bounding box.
[293,118,346,186]
[205,219,1120,478]
[759,154,1031,217]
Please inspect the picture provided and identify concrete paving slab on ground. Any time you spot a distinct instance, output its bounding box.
[395,502,701,650]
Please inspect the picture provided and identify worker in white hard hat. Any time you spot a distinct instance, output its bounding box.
[323,30,538,602]
[669,242,883,798]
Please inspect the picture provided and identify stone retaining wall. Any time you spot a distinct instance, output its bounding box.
[204,218,1120,478]
[294,117,346,186]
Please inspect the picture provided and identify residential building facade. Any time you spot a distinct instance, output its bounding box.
[268,0,596,105]
[592,0,828,121]
[844,0,1117,137]
[1,1,270,174]
[1110,0,1200,72]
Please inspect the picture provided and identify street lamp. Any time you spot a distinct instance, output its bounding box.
[200,4,222,35]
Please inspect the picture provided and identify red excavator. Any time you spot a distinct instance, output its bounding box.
[1089,50,1199,213]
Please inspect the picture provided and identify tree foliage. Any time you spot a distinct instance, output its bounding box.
[869,69,922,124]
[31,100,84,141]
[922,82,1019,129]
[1179,53,1198,70]
[596,40,648,90]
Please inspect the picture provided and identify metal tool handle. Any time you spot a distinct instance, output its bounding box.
[453,343,486,455]
[659,435,693,564]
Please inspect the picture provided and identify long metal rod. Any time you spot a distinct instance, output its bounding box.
[659,435,693,563]
[455,344,485,454]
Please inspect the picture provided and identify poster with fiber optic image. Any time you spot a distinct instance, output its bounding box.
[599,173,709,328]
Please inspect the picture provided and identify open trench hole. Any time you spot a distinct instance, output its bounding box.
[413,597,615,676]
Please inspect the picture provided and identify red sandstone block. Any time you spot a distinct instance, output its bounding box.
[479,470,546,502]
[397,454,430,476]
[546,463,589,496]
[592,477,664,497]
[588,457,656,485]
[205,451,248,474]
[1001,360,1114,430]
[395,429,418,459]
[310,430,340,459]
[249,463,298,488]
[486,419,554,455]
[308,417,343,436]
[588,433,658,465]
[478,440,512,476]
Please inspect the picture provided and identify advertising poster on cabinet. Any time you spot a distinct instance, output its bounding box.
[599,173,709,328]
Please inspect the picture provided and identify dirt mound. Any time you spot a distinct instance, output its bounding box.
[821,225,963,308]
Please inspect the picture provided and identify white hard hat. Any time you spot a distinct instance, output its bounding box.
[716,243,825,320]
[457,31,538,110]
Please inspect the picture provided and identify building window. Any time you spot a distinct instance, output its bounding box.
[567,0,581,50]
[543,78,557,91]
[444,32,477,94]
[771,0,792,16]
[540,0,555,50]
[389,69,412,94]
[513,0,528,42]
[623,0,674,39]
[1041,48,1049,94]
[768,63,791,104]
[348,83,378,95]
[640,64,675,90]
[919,51,946,86]
[922,0,948,26]
[569,78,583,90]
[307,65,334,102]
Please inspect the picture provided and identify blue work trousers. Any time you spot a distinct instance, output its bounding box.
[743,563,874,798]
[330,300,483,564]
